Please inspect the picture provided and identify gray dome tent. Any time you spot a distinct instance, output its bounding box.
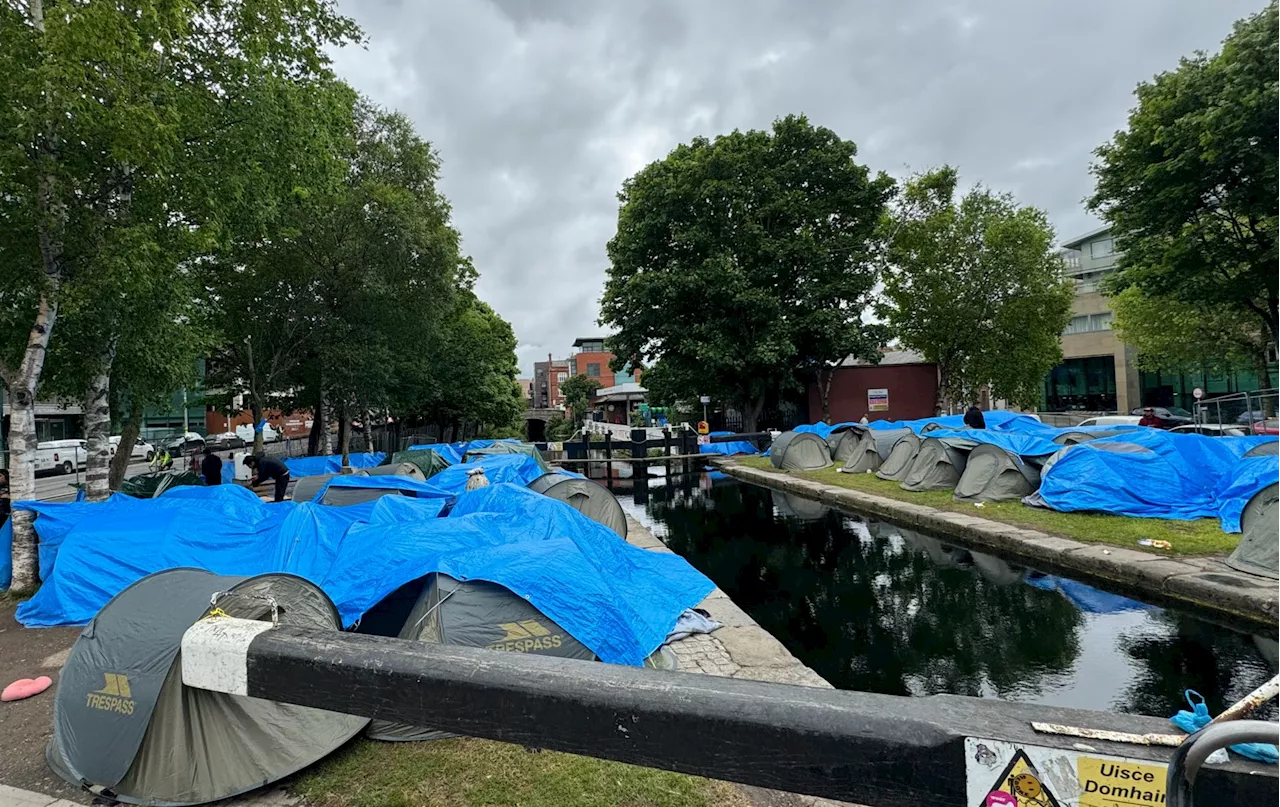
[290,472,337,503]
[47,569,366,806]
[1225,483,1279,579]
[841,427,911,474]
[874,432,923,481]
[359,462,428,483]
[464,442,550,473]
[1022,441,1152,508]
[319,477,424,507]
[900,436,969,492]
[1051,429,1130,446]
[368,573,675,742]
[527,472,628,538]
[826,427,864,465]
[384,448,452,479]
[953,443,1043,503]
[1244,441,1279,457]
[770,431,832,471]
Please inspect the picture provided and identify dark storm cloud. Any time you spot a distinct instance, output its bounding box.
[332,0,1263,374]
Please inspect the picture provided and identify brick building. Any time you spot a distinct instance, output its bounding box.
[568,338,616,387]
[807,349,939,423]
[532,355,570,409]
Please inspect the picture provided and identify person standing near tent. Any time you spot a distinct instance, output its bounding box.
[200,448,223,486]
[243,454,291,501]
[1139,407,1163,428]
[964,403,986,429]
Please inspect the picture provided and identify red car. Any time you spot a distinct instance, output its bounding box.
[1251,419,1279,435]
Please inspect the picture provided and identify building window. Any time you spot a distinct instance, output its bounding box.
[1074,270,1111,294]
[1090,238,1114,259]
[578,340,605,352]
[1063,312,1112,335]
[556,372,567,383]
[1044,355,1117,411]
[586,363,601,377]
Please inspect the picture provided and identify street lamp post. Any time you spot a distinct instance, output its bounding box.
[699,395,710,424]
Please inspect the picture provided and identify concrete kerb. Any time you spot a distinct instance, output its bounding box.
[715,460,1278,630]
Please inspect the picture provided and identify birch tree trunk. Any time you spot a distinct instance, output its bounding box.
[337,404,350,466]
[83,371,113,501]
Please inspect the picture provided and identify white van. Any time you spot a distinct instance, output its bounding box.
[110,435,157,461]
[235,423,281,443]
[1075,415,1143,428]
[35,439,86,475]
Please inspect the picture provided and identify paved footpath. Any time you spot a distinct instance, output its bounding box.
[2,515,851,807]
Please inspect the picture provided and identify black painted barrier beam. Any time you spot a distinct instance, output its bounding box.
[181,617,1277,807]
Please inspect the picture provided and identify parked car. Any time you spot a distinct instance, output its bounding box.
[1235,409,1268,425]
[235,422,281,444]
[1251,419,1280,436]
[1170,424,1249,437]
[1075,415,1142,428]
[1129,406,1194,428]
[205,432,247,451]
[159,431,206,455]
[34,439,86,475]
[109,435,156,462]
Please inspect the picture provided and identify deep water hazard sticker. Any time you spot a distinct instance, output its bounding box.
[965,738,1168,807]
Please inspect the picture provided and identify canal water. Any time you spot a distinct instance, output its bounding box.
[615,470,1278,719]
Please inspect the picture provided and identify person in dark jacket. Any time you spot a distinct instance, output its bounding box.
[243,454,291,502]
[963,403,987,429]
[200,448,223,486]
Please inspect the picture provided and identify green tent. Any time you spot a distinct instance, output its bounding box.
[386,449,452,479]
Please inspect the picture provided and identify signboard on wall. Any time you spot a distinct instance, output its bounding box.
[867,388,889,412]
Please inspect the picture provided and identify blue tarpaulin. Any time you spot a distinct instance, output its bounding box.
[406,443,464,464]
[11,483,713,666]
[428,454,547,494]
[700,431,759,456]
[1032,431,1274,521]
[283,452,386,477]
[1024,573,1154,614]
[926,428,1063,459]
[1216,454,1280,533]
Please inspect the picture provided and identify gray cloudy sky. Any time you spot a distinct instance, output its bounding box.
[331,0,1261,376]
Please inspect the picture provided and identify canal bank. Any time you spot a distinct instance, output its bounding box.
[714,459,1278,631]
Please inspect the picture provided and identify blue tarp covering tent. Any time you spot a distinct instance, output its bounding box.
[1030,431,1275,521]
[1217,454,1280,533]
[926,428,1062,458]
[406,443,464,464]
[700,431,758,456]
[283,452,385,477]
[428,453,546,494]
[11,484,713,666]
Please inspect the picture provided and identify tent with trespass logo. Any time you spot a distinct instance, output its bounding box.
[46,569,367,806]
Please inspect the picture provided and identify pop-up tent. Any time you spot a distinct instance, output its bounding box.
[899,436,969,492]
[384,448,452,478]
[366,571,676,741]
[953,444,1043,502]
[841,427,911,474]
[874,432,922,481]
[313,475,452,508]
[769,431,832,471]
[1226,483,1279,579]
[527,472,628,538]
[360,462,428,483]
[47,569,367,806]
[826,426,864,465]
[1245,440,1279,457]
[773,491,830,521]
[119,470,204,498]
[429,454,547,494]
[290,473,337,503]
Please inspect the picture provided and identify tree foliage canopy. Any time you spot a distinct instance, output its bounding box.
[1089,3,1278,375]
[879,167,1074,411]
[559,374,602,425]
[600,115,893,430]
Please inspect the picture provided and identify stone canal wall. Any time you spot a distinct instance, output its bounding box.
[715,460,1278,631]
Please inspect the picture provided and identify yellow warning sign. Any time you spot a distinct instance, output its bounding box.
[978,749,1061,807]
[1077,756,1166,807]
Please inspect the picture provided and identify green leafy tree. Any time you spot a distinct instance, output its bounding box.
[879,167,1074,412]
[1109,286,1267,376]
[0,0,357,589]
[1089,3,1278,385]
[559,374,602,426]
[601,115,894,431]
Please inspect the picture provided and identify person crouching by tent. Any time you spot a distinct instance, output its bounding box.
[964,403,986,429]
[243,454,291,502]
[200,447,222,486]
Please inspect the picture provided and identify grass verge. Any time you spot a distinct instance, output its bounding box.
[292,738,749,807]
[736,456,1232,556]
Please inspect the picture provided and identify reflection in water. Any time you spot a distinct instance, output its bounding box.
[628,475,1277,717]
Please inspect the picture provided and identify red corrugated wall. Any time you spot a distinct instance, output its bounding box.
[808,364,939,424]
